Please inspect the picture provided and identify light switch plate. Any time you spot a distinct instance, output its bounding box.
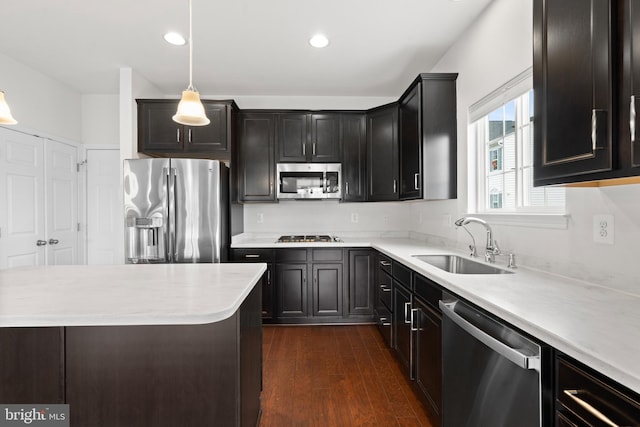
[593,214,614,245]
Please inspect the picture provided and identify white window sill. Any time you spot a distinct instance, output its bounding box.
[465,212,569,230]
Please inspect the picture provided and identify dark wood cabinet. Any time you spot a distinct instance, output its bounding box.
[393,280,412,375]
[620,0,640,172]
[230,248,275,319]
[137,99,236,158]
[342,113,368,202]
[347,249,375,316]
[367,103,399,201]
[533,0,613,183]
[238,112,276,202]
[0,327,64,404]
[310,113,341,162]
[276,112,341,162]
[276,262,308,318]
[277,113,308,162]
[399,81,422,199]
[414,296,442,427]
[311,263,343,316]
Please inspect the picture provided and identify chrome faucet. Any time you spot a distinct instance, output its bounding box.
[454,216,516,268]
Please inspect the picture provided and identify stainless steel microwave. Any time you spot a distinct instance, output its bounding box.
[277,163,342,200]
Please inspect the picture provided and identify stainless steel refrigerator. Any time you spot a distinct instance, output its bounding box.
[123,158,229,264]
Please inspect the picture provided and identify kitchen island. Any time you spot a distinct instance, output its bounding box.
[0,263,266,427]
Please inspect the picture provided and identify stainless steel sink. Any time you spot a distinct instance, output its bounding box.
[412,254,513,275]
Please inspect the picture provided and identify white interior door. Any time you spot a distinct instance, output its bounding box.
[86,149,121,264]
[45,139,78,265]
[0,127,46,269]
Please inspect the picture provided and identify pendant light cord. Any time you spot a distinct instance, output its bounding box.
[188,0,194,90]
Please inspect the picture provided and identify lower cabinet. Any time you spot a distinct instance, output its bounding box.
[413,296,442,426]
[232,247,375,324]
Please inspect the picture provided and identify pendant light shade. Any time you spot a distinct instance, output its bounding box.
[173,0,209,126]
[0,91,18,125]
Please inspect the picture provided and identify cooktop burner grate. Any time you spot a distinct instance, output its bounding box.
[276,235,338,243]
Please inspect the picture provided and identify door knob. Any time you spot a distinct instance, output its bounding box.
[48,238,59,245]
[36,240,48,246]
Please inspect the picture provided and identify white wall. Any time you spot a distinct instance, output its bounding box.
[412,0,640,294]
[82,94,119,146]
[0,52,82,143]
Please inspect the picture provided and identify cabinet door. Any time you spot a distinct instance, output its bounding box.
[341,114,367,201]
[399,83,422,199]
[238,113,276,202]
[276,263,308,318]
[624,0,640,169]
[348,250,374,316]
[533,0,613,185]
[311,263,343,317]
[367,104,399,201]
[414,297,442,427]
[186,103,228,154]
[277,113,308,162]
[137,101,183,153]
[310,113,341,162]
[262,264,274,319]
[393,281,412,375]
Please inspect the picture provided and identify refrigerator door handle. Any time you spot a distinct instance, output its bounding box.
[167,167,177,263]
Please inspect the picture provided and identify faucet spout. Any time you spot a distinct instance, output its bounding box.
[454,216,499,262]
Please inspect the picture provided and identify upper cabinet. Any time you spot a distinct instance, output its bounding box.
[276,112,341,163]
[238,112,276,202]
[534,0,640,185]
[398,73,458,200]
[341,113,367,202]
[367,103,399,201]
[137,99,238,159]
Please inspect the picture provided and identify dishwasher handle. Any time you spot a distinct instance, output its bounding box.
[439,300,541,372]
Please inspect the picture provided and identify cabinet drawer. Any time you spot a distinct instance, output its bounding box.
[556,354,640,425]
[414,274,442,312]
[312,249,343,262]
[392,261,412,290]
[378,270,392,311]
[378,253,392,275]
[276,248,308,263]
[375,307,392,348]
[231,248,274,262]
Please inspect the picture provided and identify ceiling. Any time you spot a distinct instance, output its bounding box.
[0,0,493,97]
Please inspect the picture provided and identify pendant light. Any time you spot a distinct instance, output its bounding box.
[173,0,210,126]
[0,91,18,125]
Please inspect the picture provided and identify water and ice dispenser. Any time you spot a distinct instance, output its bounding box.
[125,217,165,263]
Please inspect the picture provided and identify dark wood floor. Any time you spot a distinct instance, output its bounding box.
[260,325,433,427]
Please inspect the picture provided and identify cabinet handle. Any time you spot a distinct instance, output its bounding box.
[176,128,180,143]
[188,128,192,143]
[302,144,306,156]
[631,96,637,143]
[244,254,261,258]
[380,285,391,293]
[345,181,349,196]
[393,179,397,193]
[404,302,412,324]
[36,240,48,246]
[267,270,271,284]
[411,308,419,331]
[414,173,420,190]
[379,317,391,327]
[312,143,316,156]
[379,260,391,267]
[591,109,606,151]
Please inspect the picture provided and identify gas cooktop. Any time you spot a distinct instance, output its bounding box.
[276,235,340,243]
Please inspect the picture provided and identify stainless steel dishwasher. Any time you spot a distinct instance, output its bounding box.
[440,299,545,427]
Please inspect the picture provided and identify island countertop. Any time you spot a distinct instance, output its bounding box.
[0,263,266,327]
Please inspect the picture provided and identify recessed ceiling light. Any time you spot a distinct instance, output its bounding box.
[164,32,186,46]
[309,34,329,48]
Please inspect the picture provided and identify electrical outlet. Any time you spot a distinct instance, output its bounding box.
[593,214,614,245]
[351,213,359,223]
[257,213,264,224]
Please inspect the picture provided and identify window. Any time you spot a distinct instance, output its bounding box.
[469,69,565,214]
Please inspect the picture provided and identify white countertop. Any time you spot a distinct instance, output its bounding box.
[232,234,640,394]
[0,263,266,327]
